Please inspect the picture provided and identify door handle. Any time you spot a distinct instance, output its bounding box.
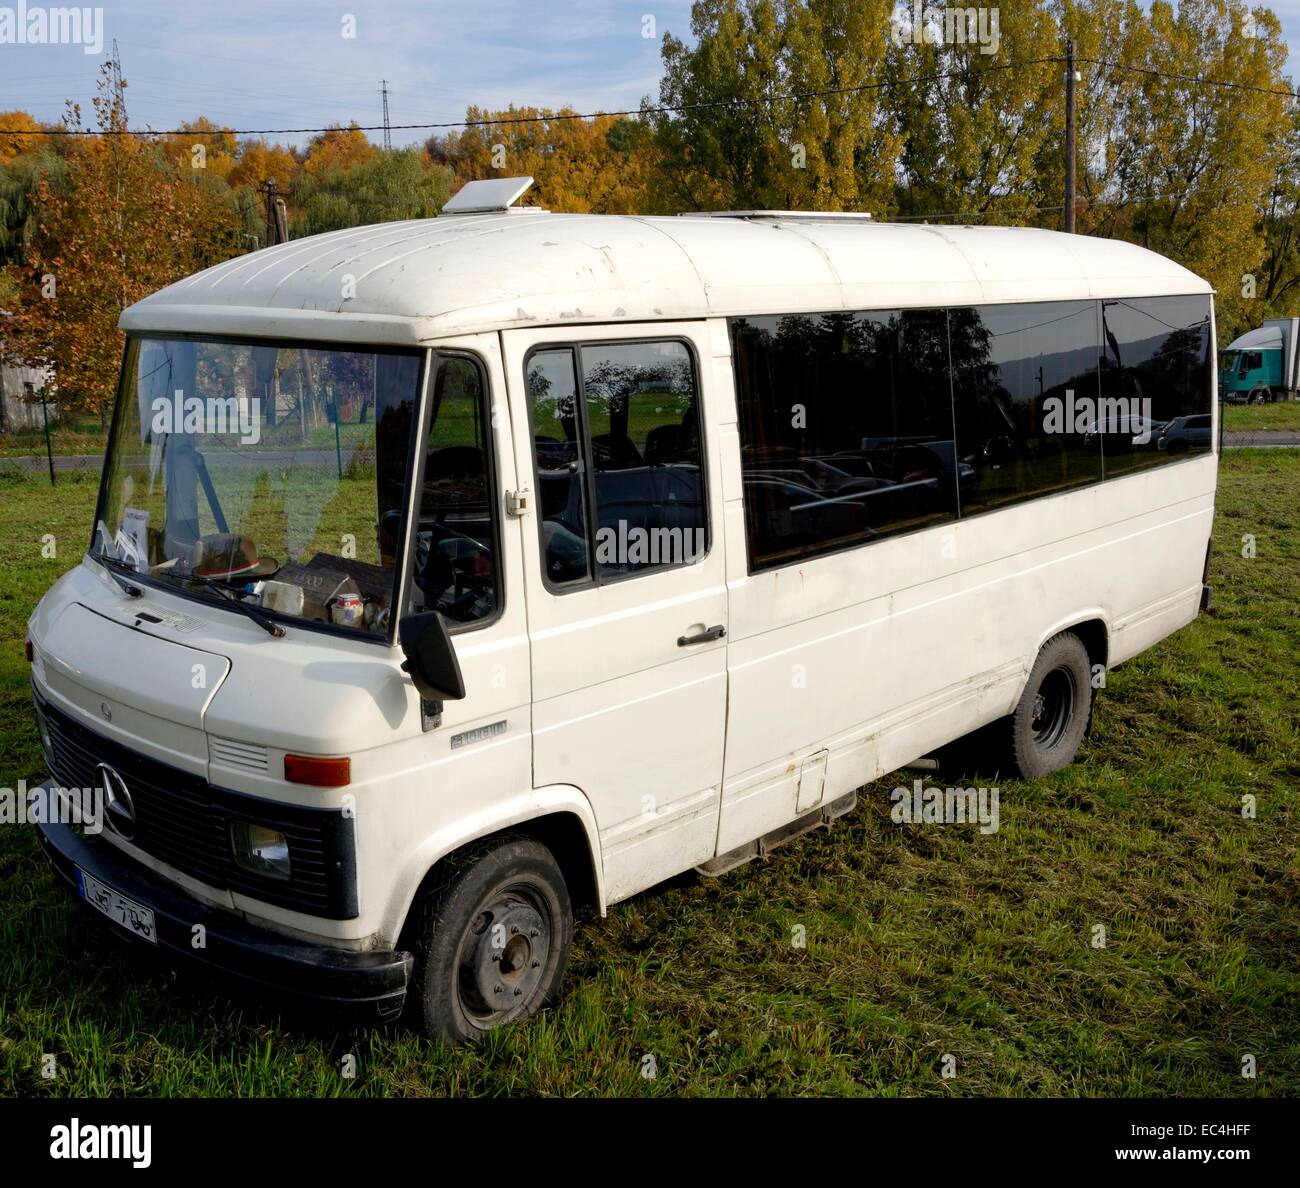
[678,624,726,647]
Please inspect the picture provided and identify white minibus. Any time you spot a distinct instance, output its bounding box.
[28,178,1217,1044]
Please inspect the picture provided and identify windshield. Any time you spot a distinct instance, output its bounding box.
[94,336,422,638]
[1219,351,1238,373]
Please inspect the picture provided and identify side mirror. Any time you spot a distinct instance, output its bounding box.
[398,612,466,702]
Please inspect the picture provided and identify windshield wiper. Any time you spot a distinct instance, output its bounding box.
[93,553,144,598]
[181,573,285,638]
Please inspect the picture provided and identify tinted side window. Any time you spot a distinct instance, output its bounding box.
[1098,295,1213,477]
[730,310,959,572]
[949,302,1103,516]
[526,348,591,586]
[579,340,706,580]
[410,356,499,625]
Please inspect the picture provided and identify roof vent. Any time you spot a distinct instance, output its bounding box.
[440,176,546,216]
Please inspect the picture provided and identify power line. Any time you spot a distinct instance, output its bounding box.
[1079,55,1300,103]
[2,50,1296,141]
[0,57,1065,137]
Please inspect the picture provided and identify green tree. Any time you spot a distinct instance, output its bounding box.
[891,2,1061,221]
[1258,102,1300,318]
[291,146,452,236]
[651,0,903,213]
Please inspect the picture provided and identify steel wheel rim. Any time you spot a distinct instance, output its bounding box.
[454,882,552,1031]
[1031,667,1076,751]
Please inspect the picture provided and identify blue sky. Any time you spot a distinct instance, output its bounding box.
[0,1,1297,149]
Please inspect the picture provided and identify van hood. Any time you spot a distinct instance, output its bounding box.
[30,559,416,759]
[37,599,230,739]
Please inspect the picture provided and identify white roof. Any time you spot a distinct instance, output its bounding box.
[120,213,1212,346]
[1225,324,1284,351]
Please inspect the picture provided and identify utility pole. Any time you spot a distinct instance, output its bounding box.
[261,179,288,247]
[380,79,392,151]
[1064,38,1078,234]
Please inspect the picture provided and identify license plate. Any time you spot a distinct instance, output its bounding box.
[76,867,157,944]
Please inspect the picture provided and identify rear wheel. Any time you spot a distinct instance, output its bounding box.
[1003,632,1093,779]
[407,835,572,1046]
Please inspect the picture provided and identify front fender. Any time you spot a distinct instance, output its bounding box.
[383,783,605,944]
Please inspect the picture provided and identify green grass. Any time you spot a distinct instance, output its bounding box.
[1221,401,1300,433]
[0,454,1296,1097]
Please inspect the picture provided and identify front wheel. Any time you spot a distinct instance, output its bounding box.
[407,835,573,1046]
[1003,632,1093,779]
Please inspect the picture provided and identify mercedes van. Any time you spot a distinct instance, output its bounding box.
[28,178,1218,1044]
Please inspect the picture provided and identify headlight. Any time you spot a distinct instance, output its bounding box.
[230,821,291,880]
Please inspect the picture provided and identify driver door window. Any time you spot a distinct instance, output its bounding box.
[409,355,500,626]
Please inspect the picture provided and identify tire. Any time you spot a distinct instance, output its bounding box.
[1003,632,1093,779]
[407,835,573,1046]
[1248,386,1271,405]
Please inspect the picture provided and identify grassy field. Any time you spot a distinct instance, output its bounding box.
[0,453,1296,1097]
[1222,401,1300,432]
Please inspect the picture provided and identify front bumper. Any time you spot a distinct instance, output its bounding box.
[38,803,412,1021]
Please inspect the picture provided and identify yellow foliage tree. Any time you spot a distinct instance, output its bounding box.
[228,139,299,192]
[431,108,659,213]
[302,124,378,176]
[0,110,47,163]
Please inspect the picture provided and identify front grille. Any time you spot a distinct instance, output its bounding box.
[36,690,357,919]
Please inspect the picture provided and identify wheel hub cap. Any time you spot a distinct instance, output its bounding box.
[462,897,549,1018]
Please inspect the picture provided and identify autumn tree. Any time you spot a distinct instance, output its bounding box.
[228,139,299,192]
[0,110,51,163]
[430,108,658,213]
[1083,0,1289,339]
[4,66,245,421]
[302,123,378,177]
[158,117,239,180]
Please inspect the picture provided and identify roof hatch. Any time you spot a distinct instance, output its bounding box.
[440,176,546,216]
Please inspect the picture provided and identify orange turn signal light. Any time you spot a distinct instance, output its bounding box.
[284,754,351,787]
[24,636,34,663]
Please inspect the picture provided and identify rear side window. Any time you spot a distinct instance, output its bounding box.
[729,310,959,572]
[525,340,707,589]
[1098,295,1213,477]
[949,301,1103,516]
